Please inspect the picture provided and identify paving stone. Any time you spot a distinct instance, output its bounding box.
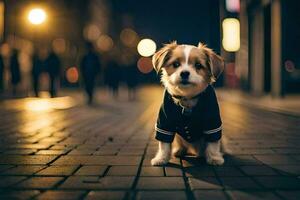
[137,177,185,190]
[136,191,187,200]
[52,155,141,165]
[239,165,279,176]
[165,166,183,176]
[3,149,37,155]
[93,149,119,155]
[0,176,27,187]
[0,165,15,172]
[37,165,78,176]
[0,165,46,175]
[36,149,68,155]
[60,176,134,189]
[193,190,227,200]
[0,190,40,200]
[140,166,164,176]
[68,149,95,155]
[0,155,57,165]
[107,166,138,176]
[254,176,300,189]
[271,165,300,176]
[254,155,300,165]
[36,190,85,200]
[220,177,262,189]
[189,177,222,190]
[85,191,126,200]
[75,166,107,176]
[185,166,215,177]
[276,190,300,200]
[225,155,263,166]
[226,190,281,200]
[15,177,64,189]
[214,166,245,176]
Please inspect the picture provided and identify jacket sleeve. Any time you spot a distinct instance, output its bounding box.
[155,91,176,143]
[202,86,222,142]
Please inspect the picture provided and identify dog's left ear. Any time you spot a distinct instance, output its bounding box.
[198,42,225,81]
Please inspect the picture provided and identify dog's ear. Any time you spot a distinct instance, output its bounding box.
[152,41,177,73]
[198,42,224,82]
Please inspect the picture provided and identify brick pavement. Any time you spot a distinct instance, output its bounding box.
[0,86,300,200]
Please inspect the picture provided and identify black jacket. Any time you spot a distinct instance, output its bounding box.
[155,85,222,143]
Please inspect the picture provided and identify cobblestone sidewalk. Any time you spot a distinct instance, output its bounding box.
[0,86,300,200]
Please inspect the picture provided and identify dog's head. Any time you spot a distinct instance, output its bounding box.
[152,42,224,97]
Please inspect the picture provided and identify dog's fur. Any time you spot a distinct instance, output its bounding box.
[151,41,226,166]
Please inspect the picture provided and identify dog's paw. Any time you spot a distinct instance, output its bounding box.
[206,155,224,166]
[151,156,169,166]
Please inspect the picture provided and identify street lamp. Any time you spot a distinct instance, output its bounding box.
[28,8,46,25]
[137,38,156,57]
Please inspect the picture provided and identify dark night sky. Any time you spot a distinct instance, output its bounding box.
[112,0,221,52]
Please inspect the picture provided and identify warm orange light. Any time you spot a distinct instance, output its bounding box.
[96,35,114,52]
[137,57,153,74]
[28,8,46,25]
[120,28,139,47]
[66,67,79,83]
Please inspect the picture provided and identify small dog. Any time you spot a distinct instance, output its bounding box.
[151,41,226,166]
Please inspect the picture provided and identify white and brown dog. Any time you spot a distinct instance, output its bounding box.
[151,41,226,166]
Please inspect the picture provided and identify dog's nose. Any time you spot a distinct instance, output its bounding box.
[180,71,190,79]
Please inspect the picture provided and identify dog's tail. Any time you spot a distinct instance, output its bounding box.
[221,136,232,155]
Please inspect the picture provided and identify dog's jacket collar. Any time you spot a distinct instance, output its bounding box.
[155,85,222,143]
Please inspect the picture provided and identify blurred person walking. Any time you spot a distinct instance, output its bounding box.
[45,51,61,97]
[9,49,21,96]
[80,42,101,105]
[105,58,121,99]
[31,49,44,97]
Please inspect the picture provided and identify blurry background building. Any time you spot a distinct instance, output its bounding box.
[222,0,300,97]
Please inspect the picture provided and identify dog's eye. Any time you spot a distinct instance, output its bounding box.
[172,61,180,68]
[195,62,204,69]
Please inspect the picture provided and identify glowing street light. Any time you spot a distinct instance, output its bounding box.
[137,38,156,57]
[28,8,46,25]
[222,18,240,52]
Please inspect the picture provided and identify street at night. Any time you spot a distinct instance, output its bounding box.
[1,0,300,199]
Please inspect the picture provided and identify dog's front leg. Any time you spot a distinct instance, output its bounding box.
[151,141,171,166]
[205,140,224,165]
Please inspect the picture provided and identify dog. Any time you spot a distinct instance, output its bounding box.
[151,41,226,166]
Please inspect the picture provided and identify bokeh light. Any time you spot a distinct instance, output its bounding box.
[52,38,66,54]
[137,57,153,74]
[120,28,139,48]
[66,67,79,83]
[83,24,101,41]
[28,8,46,25]
[225,0,240,13]
[285,60,295,72]
[96,35,114,52]
[137,38,156,57]
[222,18,240,52]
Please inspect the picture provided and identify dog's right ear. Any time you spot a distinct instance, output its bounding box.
[152,41,177,73]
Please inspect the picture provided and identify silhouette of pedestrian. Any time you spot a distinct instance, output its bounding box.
[0,53,4,93]
[125,63,138,100]
[105,59,121,99]
[9,49,21,96]
[80,42,101,105]
[31,50,43,97]
[45,51,61,97]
